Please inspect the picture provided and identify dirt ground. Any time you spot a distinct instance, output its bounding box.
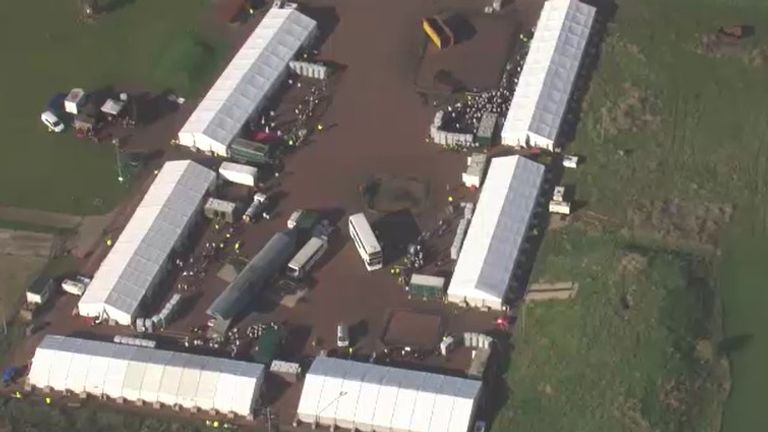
[2,0,546,428]
[0,229,55,258]
[0,207,81,229]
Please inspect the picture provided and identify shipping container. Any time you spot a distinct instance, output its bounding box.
[406,274,446,300]
[228,138,277,166]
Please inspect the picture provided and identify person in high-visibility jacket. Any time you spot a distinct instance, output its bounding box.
[44,396,51,405]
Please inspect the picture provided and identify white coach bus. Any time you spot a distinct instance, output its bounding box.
[348,212,383,271]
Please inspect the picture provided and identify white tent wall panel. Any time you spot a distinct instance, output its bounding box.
[411,378,440,432]
[317,375,344,426]
[158,360,185,406]
[430,392,457,432]
[213,371,237,413]
[354,368,387,432]
[66,351,92,393]
[123,358,149,402]
[49,350,75,392]
[296,374,325,423]
[27,349,53,389]
[196,368,220,412]
[335,364,365,429]
[500,0,596,150]
[372,381,399,430]
[85,354,110,395]
[103,356,129,399]
[391,383,419,431]
[230,375,259,416]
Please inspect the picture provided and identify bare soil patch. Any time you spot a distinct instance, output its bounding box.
[628,200,733,249]
[601,84,661,137]
[0,229,55,258]
[0,206,82,229]
[619,252,648,275]
[695,33,747,58]
[364,176,431,214]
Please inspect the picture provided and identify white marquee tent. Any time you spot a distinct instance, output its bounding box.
[447,156,544,310]
[28,335,265,416]
[177,7,318,156]
[297,357,482,432]
[78,160,216,325]
[500,0,595,150]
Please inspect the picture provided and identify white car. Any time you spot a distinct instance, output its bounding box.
[41,111,65,132]
[61,276,91,296]
[336,322,350,348]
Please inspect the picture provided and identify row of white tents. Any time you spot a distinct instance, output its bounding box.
[446,0,595,308]
[28,337,482,429]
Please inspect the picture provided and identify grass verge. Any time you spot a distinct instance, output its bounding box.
[0,0,224,215]
[496,228,727,432]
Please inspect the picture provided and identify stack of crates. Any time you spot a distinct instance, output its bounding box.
[451,203,475,259]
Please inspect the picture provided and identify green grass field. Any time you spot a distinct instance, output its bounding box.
[504,0,768,430]
[0,398,206,432]
[0,0,224,215]
[497,229,726,431]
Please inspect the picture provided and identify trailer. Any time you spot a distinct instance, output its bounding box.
[462,153,488,188]
[64,88,87,115]
[287,236,328,279]
[406,274,446,300]
[219,161,258,187]
[26,277,53,306]
[286,209,320,231]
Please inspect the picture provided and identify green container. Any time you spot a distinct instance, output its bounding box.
[250,327,281,365]
[228,138,276,165]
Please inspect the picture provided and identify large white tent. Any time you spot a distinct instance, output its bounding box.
[447,156,544,310]
[28,335,265,416]
[500,0,595,150]
[297,357,482,432]
[177,7,317,156]
[78,160,216,325]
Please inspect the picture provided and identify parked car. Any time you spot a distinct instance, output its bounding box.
[41,110,65,132]
[61,276,92,296]
[336,322,350,348]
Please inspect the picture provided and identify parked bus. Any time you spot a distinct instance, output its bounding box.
[287,236,328,279]
[348,212,383,271]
